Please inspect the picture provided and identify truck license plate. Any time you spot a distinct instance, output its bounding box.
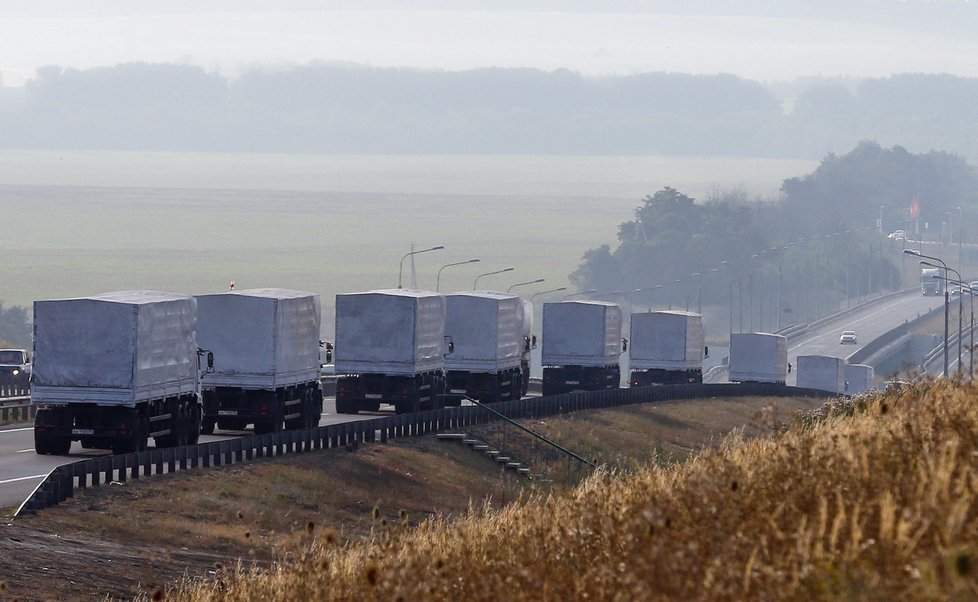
[218,410,238,416]
[365,394,382,399]
[565,380,579,385]
[72,428,95,435]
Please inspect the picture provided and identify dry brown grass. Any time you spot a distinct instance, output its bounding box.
[155,380,978,601]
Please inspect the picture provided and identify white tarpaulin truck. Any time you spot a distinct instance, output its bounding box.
[334,289,449,414]
[196,289,323,435]
[796,355,846,394]
[444,291,525,403]
[541,301,625,396]
[728,332,788,384]
[32,291,208,455]
[628,310,706,386]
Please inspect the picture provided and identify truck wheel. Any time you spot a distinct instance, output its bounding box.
[335,397,359,415]
[201,416,216,435]
[35,431,71,456]
[188,405,202,444]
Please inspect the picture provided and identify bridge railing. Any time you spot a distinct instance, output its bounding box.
[16,382,833,516]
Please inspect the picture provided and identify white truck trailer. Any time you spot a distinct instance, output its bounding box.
[728,332,788,385]
[628,310,706,386]
[334,289,448,414]
[845,363,875,394]
[32,291,208,455]
[444,291,525,403]
[196,289,323,435]
[796,355,846,394]
[541,301,625,396]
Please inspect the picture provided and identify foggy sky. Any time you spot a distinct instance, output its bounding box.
[1,1,977,87]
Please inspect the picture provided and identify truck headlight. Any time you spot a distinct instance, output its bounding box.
[11,369,19,376]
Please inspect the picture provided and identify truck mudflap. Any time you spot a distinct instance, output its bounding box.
[541,364,621,397]
[445,368,522,403]
[335,371,446,415]
[629,368,703,387]
[34,405,149,455]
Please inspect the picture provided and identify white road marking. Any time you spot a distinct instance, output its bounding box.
[0,427,34,435]
[16,448,34,453]
[0,474,46,484]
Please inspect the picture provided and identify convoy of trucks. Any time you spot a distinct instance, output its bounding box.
[31,291,209,455]
[334,289,450,415]
[541,301,625,396]
[728,332,788,384]
[196,289,323,435]
[21,280,897,458]
[628,310,706,385]
[444,291,525,402]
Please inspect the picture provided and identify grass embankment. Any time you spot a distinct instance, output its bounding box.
[160,381,978,601]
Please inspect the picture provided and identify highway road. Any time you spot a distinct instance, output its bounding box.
[0,398,381,510]
[783,290,944,385]
[0,290,945,510]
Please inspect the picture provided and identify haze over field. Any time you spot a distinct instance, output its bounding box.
[1,1,976,86]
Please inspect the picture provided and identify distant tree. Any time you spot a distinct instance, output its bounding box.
[0,302,31,347]
[781,141,978,234]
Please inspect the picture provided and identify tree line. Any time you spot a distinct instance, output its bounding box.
[570,142,978,319]
[2,63,978,161]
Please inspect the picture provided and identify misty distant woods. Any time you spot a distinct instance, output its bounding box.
[1,63,978,161]
[571,142,978,319]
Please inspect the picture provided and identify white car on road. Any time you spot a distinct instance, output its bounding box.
[839,330,858,345]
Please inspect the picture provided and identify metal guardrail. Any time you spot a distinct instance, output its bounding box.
[1,400,34,423]
[0,383,30,398]
[16,382,833,516]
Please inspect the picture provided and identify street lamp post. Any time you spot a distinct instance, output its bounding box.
[925,260,964,376]
[507,278,545,293]
[398,245,445,289]
[934,274,975,379]
[530,286,567,301]
[435,258,480,292]
[473,267,515,290]
[562,289,596,300]
[906,249,950,376]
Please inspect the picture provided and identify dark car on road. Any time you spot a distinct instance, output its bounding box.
[0,348,31,386]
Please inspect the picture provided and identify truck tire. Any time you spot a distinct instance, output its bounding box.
[201,416,216,435]
[112,421,144,454]
[255,404,282,434]
[34,430,71,456]
[335,397,359,415]
[188,404,202,445]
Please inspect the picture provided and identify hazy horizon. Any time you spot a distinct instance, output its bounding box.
[2,1,977,87]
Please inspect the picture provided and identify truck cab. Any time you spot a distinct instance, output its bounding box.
[0,348,31,386]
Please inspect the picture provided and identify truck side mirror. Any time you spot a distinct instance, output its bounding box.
[523,335,531,353]
[622,337,628,352]
[444,336,455,356]
[531,335,537,349]
[207,351,215,370]
[704,345,709,358]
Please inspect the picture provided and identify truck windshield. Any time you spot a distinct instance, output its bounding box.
[0,350,25,364]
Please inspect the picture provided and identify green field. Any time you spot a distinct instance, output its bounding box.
[0,151,816,337]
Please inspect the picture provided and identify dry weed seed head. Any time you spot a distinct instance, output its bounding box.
[373,505,381,521]
[150,586,164,601]
[306,521,316,534]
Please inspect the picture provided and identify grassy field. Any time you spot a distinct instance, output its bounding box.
[0,151,816,338]
[155,379,978,601]
[1,394,821,600]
